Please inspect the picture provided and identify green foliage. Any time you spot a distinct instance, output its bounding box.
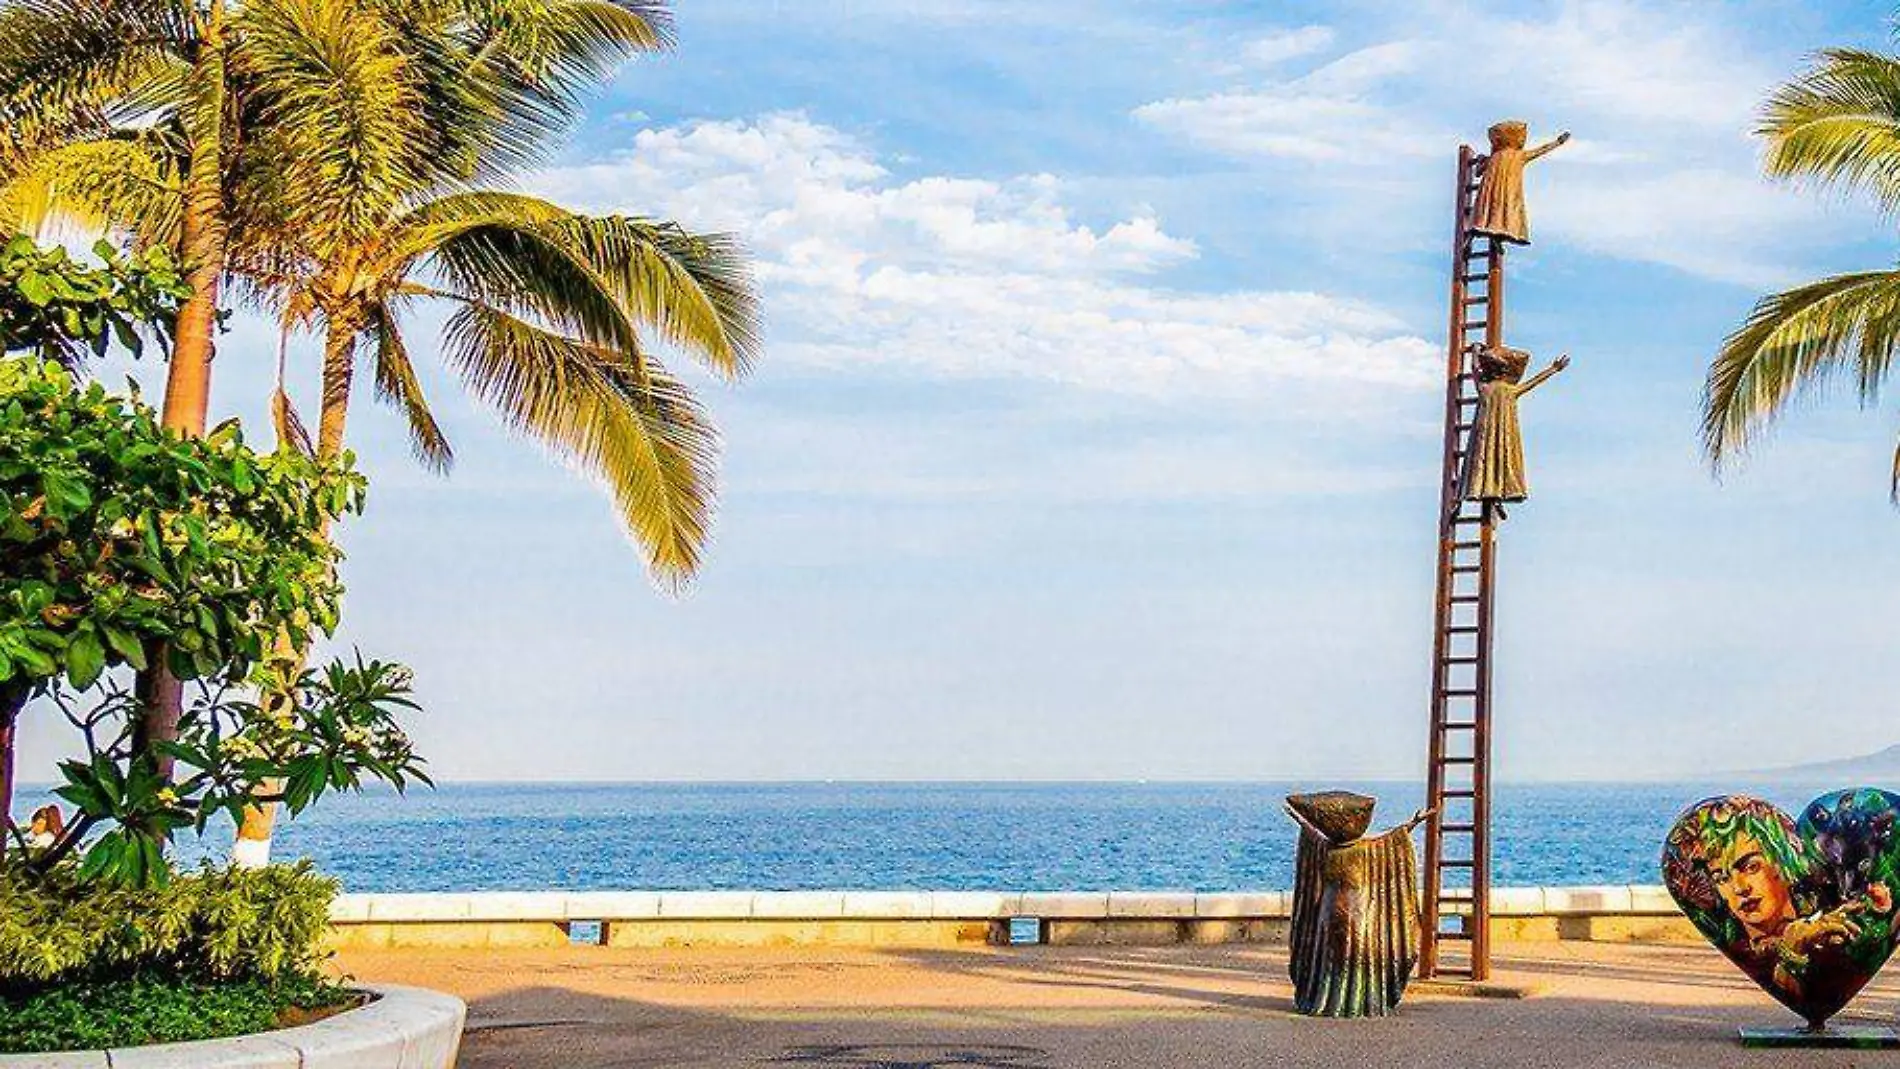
[0,356,428,885]
[31,657,428,887]
[0,979,353,1055]
[1707,43,1900,495]
[0,862,338,993]
[0,0,761,589]
[0,974,352,1054]
[0,355,362,691]
[306,194,759,588]
[0,236,187,366]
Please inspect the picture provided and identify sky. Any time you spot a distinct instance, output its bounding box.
[17,0,1900,784]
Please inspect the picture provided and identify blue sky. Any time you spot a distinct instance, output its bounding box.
[20,0,1900,784]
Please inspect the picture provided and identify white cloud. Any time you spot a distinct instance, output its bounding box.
[532,113,1436,394]
[1244,25,1336,68]
[1540,167,1819,288]
[1132,0,1848,286]
[1135,91,1439,163]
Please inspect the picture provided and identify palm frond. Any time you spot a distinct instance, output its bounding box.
[272,321,316,456]
[419,209,650,357]
[369,301,454,472]
[271,386,316,456]
[356,0,671,183]
[394,189,576,236]
[232,0,429,252]
[0,136,181,243]
[442,299,716,585]
[470,0,674,82]
[1704,269,1900,495]
[1761,48,1900,211]
[0,0,192,141]
[553,216,761,379]
[397,196,759,377]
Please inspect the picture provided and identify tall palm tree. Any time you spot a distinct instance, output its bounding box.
[226,195,757,865]
[252,199,757,565]
[0,0,245,771]
[217,2,758,860]
[1706,47,1900,495]
[0,0,762,852]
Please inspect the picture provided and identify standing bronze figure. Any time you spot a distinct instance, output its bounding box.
[1457,345,1569,515]
[1469,121,1568,245]
[1285,792,1431,1017]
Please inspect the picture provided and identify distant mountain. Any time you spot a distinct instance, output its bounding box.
[1745,744,1900,784]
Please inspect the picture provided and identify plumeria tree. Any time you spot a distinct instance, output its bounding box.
[0,355,428,885]
[0,234,427,885]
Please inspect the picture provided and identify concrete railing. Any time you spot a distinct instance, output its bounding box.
[326,885,1697,951]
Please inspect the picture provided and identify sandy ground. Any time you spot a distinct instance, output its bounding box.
[335,941,1900,1068]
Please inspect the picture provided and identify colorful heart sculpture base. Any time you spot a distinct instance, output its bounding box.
[1663,789,1900,1029]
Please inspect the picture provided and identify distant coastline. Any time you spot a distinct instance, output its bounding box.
[1736,743,1900,784]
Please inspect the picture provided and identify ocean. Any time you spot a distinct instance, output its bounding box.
[10,780,1859,893]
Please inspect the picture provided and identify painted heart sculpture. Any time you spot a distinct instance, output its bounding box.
[1662,789,1900,1028]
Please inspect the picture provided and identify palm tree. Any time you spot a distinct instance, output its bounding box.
[0,0,763,855]
[1706,47,1900,495]
[214,3,758,860]
[252,199,757,563]
[0,0,246,771]
[0,0,675,423]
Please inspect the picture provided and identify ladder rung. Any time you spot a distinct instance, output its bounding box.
[1442,654,1478,663]
[1441,722,1477,731]
[1448,595,1480,604]
[1461,273,1488,284]
[1439,757,1476,765]
[1450,566,1480,575]
[1461,320,1487,331]
[1443,790,1475,798]
[1436,931,1474,942]
[1446,626,1478,635]
[1442,823,1476,832]
[1441,860,1476,869]
[1464,295,1489,306]
[1452,540,1481,550]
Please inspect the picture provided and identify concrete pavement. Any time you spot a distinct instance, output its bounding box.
[335,941,1900,1067]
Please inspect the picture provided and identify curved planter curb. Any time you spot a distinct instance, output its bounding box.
[0,983,465,1068]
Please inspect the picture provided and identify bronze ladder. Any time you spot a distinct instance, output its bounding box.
[1420,145,1502,982]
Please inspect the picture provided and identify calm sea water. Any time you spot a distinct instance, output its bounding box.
[11,781,1857,893]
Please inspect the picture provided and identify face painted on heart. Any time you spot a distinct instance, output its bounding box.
[1711,831,1797,935]
[1663,790,1900,1030]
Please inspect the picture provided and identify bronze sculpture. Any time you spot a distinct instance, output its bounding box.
[1470,121,1568,245]
[1286,793,1431,1017]
[1457,345,1569,515]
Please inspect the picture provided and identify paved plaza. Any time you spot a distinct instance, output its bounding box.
[337,941,1900,1068]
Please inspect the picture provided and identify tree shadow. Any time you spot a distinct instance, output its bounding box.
[350,942,1900,1068]
[772,1042,1057,1068]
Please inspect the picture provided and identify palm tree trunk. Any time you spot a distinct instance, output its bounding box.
[140,0,229,782]
[233,318,357,867]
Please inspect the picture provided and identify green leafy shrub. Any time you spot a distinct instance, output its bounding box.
[0,861,355,1053]
[0,354,363,694]
[0,862,338,993]
[0,974,351,1054]
[0,354,428,886]
[0,236,187,366]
